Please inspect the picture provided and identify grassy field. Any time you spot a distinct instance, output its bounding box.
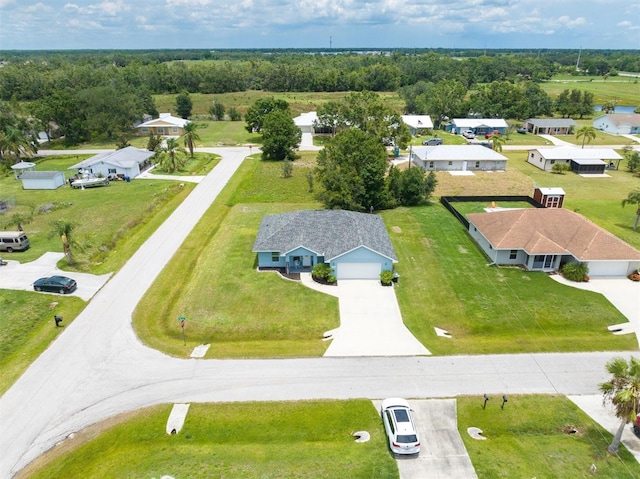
[133,154,338,358]
[0,155,196,273]
[383,204,636,355]
[21,400,397,479]
[21,396,640,478]
[458,395,640,478]
[541,76,640,106]
[0,291,86,396]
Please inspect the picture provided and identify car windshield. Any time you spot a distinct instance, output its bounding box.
[394,409,410,422]
[397,434,418,443]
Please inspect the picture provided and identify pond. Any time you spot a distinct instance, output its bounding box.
[594,105,637,113]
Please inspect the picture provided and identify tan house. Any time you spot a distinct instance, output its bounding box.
[467,208,640,277]
[136,113,190,137]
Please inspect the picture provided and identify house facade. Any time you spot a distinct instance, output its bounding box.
[523,118,576,135]
[593,114,640,135]
[411,145,508,172]
[445,119,508,136]
[136,113,190,136]
[527,147,622,173]
[69,146,156,179]
[533,187,565,208]
[252,210,398,280]
[401,115,434,136]
[467,208,640,277]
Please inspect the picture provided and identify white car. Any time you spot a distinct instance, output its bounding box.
[462,130,475,139]
[381,398,421,456]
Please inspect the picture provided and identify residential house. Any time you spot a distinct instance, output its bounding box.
[252,210,398,280]
[411,145,508,172]
[445,119,508,136]
[69,146,155,180]
[467,208,640,277]
[136,113,190,137]
[293,112,319,134]
[593,114,640,135]
[401,115,434,136]
[527,147,622,173]
[523,118,576,135]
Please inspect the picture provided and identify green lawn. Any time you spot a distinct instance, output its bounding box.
[458,395,640,478]
[22,400,397,479]
[0,291,86,396]
[151,152,220,176]
[541,76,640,106]
[0,155,195,273]
[134,155,338,358]
[382,205,636,355]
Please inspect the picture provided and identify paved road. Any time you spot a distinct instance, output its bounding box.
[1,146,639,478]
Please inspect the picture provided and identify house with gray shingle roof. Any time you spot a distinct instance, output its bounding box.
[593,113,640,135]
[467,208,640,276]
[69,146,155,179]
[252,210,398,279]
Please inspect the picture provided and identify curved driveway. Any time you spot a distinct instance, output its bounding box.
[0,147,638,478]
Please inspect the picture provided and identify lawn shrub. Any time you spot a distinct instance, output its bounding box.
[312,263,335,284]
[561,262,589,282]
[380,270,394,285]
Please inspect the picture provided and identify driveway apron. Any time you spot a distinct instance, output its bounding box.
[323,280,430,356]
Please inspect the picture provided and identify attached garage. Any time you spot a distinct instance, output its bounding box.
[336,262,381,280]
[587,261,637,277]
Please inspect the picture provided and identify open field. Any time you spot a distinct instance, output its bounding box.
[541,76,640,106]
[20,400,397,479]
[458,395,640,478]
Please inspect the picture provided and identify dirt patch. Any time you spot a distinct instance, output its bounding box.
[561,424,583,436]
[392,226,402,233]
[457,245,468,254]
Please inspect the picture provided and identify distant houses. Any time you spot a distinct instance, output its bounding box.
[136,113,190,137]
[401,115,433,136]
[444,119,508,136]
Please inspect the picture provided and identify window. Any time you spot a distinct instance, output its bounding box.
[172,127,178,133]
[509,250,517,260]
[448,161,452,166]
[108,168,116,174]
[550,159,555,165]
[475,161,480,168]
[429,161,434,168]
[141,127,148,133]
[271,252,279,262]
[530,153,534,158]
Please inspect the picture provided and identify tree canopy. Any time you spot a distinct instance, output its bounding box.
[245,97,290,133]
[260,110,301,162]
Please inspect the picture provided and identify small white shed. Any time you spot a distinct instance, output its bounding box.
[20,171,66,190]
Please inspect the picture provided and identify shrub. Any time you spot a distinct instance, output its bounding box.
[312,263,332,280]
[552,163,570,174]
[561,262,589,282]
[380,270,395,286]
[327,275,336,284]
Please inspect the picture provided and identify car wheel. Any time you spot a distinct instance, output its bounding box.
[59,288,65,294]
[6,247,13,252]
[34,286,41,292]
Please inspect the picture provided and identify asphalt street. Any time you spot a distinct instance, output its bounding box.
[1,146,639,478]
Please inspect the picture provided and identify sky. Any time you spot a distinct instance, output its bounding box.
[0,0,638,51]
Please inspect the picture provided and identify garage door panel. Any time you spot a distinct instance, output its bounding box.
[337,263,381,279]
[587,261,629,277]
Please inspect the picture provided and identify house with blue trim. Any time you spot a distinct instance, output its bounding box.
[445,118,508,136]
[252,210,398,280]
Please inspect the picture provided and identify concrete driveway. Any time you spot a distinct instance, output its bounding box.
[321,279,430,357]
[0,252,111,301]
[373,399,477,479]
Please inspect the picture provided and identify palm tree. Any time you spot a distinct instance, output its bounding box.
[600,357,640,454]
[622,189,640,230]
[576,126,596,149]
[0,126,38,162]
[51,219,76,265]
[490,134,505,152]
[156,137,186,173]
[182,122,201,158]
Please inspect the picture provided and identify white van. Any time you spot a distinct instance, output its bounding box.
[0,231,30,252]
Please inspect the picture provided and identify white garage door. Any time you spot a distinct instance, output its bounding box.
[337,263,381,280]
[587,261,630,277]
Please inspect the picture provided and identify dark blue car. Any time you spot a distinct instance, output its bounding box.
[33,275,77,294]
